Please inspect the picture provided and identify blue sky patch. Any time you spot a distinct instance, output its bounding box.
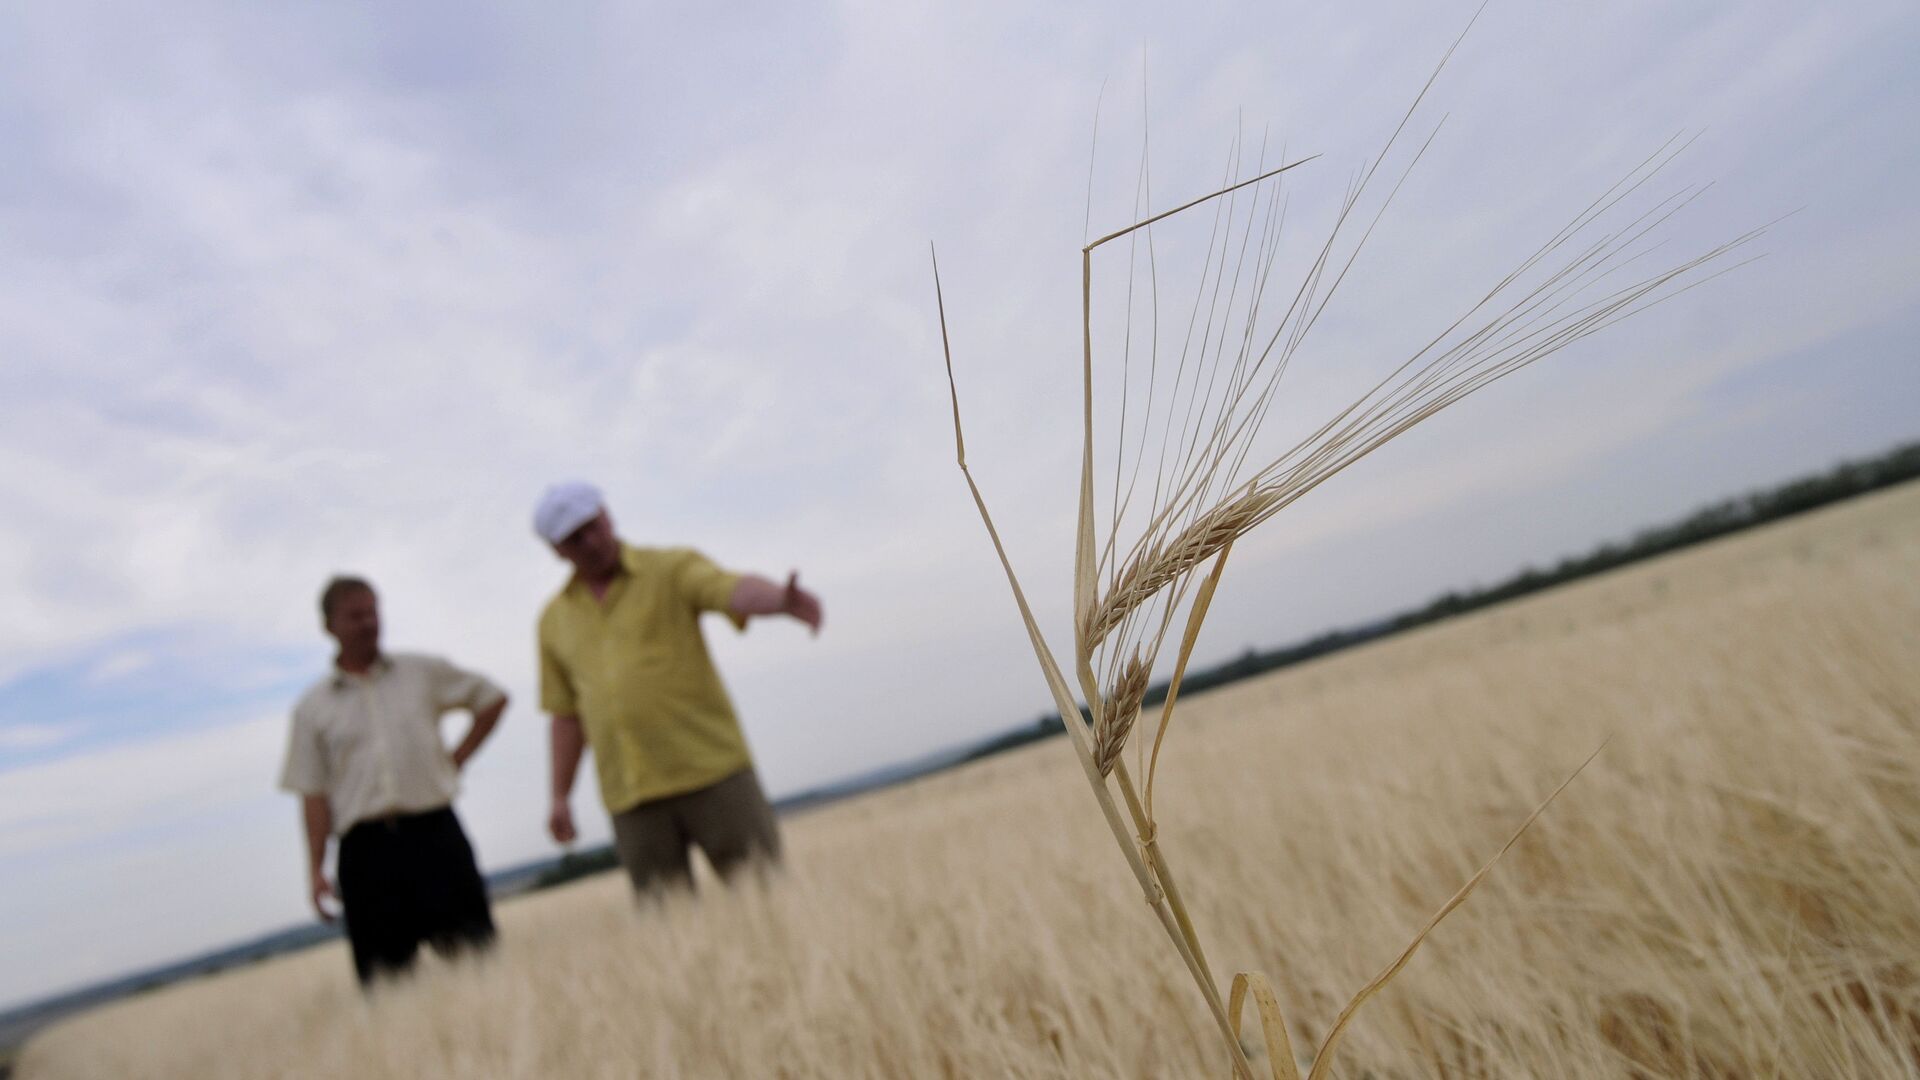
[0,627,315,771]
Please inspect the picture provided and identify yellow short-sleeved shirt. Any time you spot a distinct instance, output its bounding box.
[539,545,751,814]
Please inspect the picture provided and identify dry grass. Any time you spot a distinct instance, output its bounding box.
[20,482,1920,1078]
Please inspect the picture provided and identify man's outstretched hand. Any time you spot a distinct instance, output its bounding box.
[782,571,823,634]
[730,571,823,633]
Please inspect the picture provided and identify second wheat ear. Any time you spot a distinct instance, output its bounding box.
[933,21,1758,1080]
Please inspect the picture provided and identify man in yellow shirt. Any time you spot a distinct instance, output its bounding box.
[534,482,823,893]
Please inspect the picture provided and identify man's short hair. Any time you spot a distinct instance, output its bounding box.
[319,576,375,621]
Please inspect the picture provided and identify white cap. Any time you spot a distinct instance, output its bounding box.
[533,482,604,544]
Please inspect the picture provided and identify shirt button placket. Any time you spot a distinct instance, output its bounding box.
[371,679,395,810]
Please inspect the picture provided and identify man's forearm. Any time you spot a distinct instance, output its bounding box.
[728,574,787,616]
[549,713,585,799]
[300,795,332,877]
[451,695,508,769]
[729,571,823,631]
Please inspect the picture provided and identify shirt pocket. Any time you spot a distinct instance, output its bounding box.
[608,597,681,671]
[320,708,370,780]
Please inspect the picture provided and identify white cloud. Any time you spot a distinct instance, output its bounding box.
[0,723,77,754]
[83,648,154,684]
[0,715,285,860]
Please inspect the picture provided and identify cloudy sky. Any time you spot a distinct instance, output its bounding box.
[2,0,1916,1009]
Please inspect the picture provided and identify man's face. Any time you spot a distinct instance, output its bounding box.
[324,587,381,655]
[553,510,621,579]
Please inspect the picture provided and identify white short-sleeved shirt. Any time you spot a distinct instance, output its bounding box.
[278,652,506,834]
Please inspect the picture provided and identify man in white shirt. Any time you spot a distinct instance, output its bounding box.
[279,576,509,985]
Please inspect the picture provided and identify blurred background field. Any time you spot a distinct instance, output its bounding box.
[17,481,1920,1078]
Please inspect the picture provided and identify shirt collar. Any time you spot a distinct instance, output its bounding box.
[330,654,392,689]
[567,544,640,598]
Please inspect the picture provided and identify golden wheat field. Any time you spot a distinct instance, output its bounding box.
[20,482,1920,1079]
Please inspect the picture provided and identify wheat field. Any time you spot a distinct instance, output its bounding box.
[19,482,1920,1078]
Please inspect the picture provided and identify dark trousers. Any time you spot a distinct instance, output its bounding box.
[610,768,783,894]
[338,806,495,985]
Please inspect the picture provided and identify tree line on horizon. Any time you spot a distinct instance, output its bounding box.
[964,437,1920,762]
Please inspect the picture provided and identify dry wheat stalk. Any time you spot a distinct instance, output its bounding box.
[935,16,1756,1078]
[1084,489,1276,650]
[1092,651,1150,777]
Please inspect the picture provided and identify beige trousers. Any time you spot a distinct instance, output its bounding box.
[608,768,782,893]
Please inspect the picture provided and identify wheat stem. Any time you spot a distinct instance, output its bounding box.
[936,245,1260,1080]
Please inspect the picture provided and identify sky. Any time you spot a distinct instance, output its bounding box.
[2,0,1917,1010]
